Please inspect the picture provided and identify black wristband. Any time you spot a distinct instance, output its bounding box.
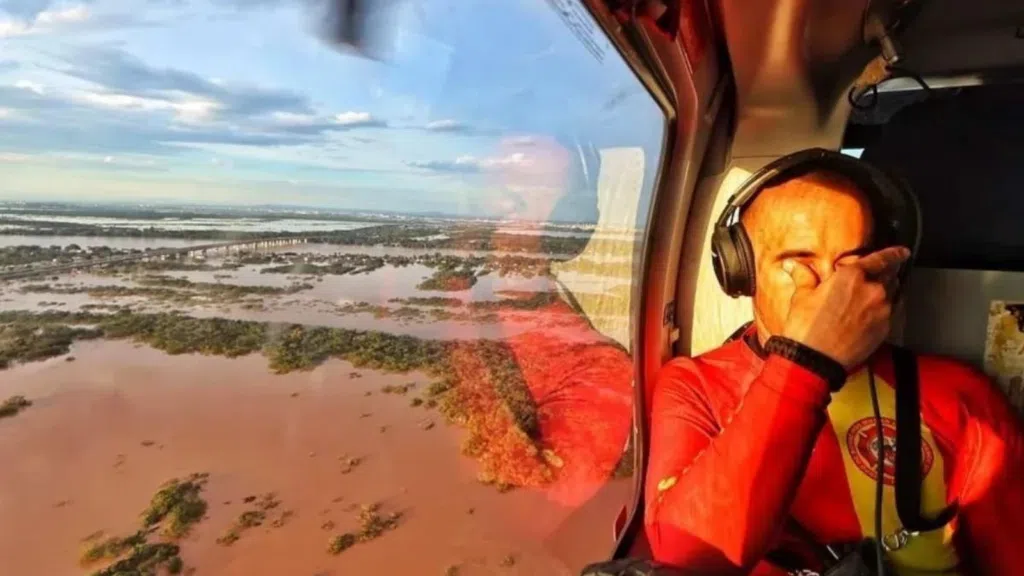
[764,336,848,392]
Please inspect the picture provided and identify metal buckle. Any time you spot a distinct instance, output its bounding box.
[882,527,920,552]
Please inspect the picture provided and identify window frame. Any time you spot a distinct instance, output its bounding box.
[576,0,679,559]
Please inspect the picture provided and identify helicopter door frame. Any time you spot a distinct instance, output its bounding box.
[579,0,730,559]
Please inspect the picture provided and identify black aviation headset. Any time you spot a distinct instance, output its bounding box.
[711,147,922,299]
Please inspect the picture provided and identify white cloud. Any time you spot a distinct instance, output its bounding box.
[425,119,464,131]
[0,19,30,38]
[335,111,371,124]
[270,111,319,127]
[0,4,90,38]
[14,80,45,94]
[455,153,529,169]
[72,90,222,124]
[333,111,380,127]
[477,152,529,168]
[448,156,481,169]
[103,155,113,163]
[173,99,222,123]
[0,108,14,119]
[35,5,89,26]
[0,152,32,162]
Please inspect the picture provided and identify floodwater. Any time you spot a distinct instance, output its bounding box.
[285,242,577,261]
[0,230,637,574]
[0,340,629,576]
[0,263,571,341]
[0,236,582,261]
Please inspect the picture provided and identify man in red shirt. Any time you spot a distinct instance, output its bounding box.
[644,162,1024,575]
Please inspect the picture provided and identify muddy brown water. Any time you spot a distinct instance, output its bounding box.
[0,264,577,341]
[0,237,573,260]
[0,341,629,576]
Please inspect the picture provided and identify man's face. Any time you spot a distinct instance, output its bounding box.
[743,171,875,340]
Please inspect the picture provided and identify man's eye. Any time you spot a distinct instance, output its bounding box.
[790,256,817,271]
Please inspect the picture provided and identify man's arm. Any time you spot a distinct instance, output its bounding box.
[644,354,831,572]
[949,364,1024,576]
[643,247,907,571]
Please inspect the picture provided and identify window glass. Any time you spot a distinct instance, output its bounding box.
[0,1,665,574]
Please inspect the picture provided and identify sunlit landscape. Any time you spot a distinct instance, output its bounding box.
[0,0,664,572]
[0,202,640,575]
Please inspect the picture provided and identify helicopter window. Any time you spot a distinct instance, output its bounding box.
[0,0,665,573]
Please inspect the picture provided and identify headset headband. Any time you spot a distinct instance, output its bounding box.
[719,148,921,253]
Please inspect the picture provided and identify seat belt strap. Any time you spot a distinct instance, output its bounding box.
[891,346,958,532]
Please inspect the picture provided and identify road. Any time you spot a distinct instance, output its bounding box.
[0,237,307,281]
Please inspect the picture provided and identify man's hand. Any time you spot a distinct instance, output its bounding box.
[780,246,911,370]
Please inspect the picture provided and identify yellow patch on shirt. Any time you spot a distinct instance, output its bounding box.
[827,368,959,575]
[657,476,677,492]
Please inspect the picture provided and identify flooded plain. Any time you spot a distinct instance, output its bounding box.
[0,226,636,576]
[0,243,631,342]
[0,341,628,576]
[0,264,590,341]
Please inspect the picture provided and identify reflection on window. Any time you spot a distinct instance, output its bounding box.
[0,0,664,574]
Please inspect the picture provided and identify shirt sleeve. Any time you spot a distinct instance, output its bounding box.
[499,303,635,508]
[951,364,1024,576]
[643,354,832,572]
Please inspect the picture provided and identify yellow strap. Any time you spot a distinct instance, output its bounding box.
[827,369,959,574]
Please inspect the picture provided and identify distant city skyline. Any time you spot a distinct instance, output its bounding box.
[0,0,666,223]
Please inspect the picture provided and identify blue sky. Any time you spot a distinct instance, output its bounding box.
[0,0,665,220]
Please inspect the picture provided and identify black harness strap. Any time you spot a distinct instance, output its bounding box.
[891,346,958,533]
[726,321,754,344]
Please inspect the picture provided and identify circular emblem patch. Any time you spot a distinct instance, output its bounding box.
[846,417,934,486]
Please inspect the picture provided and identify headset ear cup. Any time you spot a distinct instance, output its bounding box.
[712,224,756,298]
[732,224,756,297]
[871,166,922,301]
[711,225,736,296]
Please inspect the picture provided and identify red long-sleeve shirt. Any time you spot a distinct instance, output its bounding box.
[494,298,634,505]
[448,296,634,568]
[644,331,1024,575]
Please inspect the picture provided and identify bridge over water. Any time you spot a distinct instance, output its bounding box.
[0,237,309,281]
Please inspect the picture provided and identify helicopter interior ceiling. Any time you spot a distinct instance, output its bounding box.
[705,0,1024,156]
